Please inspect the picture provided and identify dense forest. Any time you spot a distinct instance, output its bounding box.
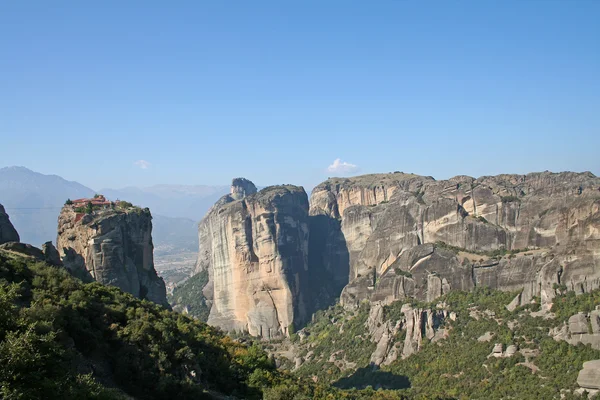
[0,250,417,399]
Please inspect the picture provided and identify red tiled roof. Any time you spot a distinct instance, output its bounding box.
[71,195,111,206]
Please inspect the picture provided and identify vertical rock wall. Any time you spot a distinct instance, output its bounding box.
[309,172,600,309]
[196,180,310,338]
[57,204,168,306]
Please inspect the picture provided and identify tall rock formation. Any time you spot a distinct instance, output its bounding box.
[230,178,257,200]
[57,200,168,306]
[0,204,20,244]
[195,179,309,338]
[309,171,600,309]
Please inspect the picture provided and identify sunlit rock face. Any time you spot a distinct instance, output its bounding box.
[196,179,310,338]
[310,171,600,309]
[57,204,168,306]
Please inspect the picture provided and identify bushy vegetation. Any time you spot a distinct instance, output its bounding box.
[117,200,134,209]
[0,251,281,399]
[294,303,376,382]
[169,270,210,322]
[501,195,520,203]
[288,287,600,399]
[0,252,304,399]
[476,215,489,223]
[551,289,600,321]
[394,268,413,278]
[0,251,424,400]
[381,289,600,399]
[2,247,599,399]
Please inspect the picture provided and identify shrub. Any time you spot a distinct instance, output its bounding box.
[117,201,134,209]
[501,195,520,203]
[394,268,413,278]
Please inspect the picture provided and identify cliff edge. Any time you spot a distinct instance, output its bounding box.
[57,197,168,306]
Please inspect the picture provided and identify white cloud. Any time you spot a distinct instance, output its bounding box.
[134,160,151,169]
[327,158,358,174]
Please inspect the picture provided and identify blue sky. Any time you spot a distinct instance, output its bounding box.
[1,1,599,191]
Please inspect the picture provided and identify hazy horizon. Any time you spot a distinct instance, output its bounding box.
[2,165,599,198]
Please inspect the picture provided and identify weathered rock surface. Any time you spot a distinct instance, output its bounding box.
[42,241,62,266]
[578,360,600,390]
[0,241,44,260]
[569,313,590,334]
[551,309,600,349]
[0,204,19,244]
[230,178,257,201]
[309,171,600,309]
[488,343,518,358]
[366,301,448,365]
[195,179,310,338]
[56,203,168,306]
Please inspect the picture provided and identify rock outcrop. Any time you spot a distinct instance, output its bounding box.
[550,309,600,349]
[56,201,168,306]
[309,171,600,309]
[577,360,600,391]
[195,179,310,338]
[42,241,62,266]
[366,301,448,365]
[230,178,257,200]
[0,241,45,260]
[0,204,19,244]
[0,239,63,267]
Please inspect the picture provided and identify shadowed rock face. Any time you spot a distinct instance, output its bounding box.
[195,179,310,338]
[230,178,257,200]
[56,205,168,306]
[0,204,20,244]
[310,171,600,309]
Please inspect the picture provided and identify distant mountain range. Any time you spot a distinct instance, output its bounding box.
[0,166,228,251]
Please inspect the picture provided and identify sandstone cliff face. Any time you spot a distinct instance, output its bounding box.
[309,171,600,309]
[57,204,168,306]
[0,204,20,244]
[366,302,448,366]
[195,179,309,338]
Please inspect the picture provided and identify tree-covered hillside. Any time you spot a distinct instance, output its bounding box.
[169,270,211,322]
[0,250,418,400]
[262,288,600,400]
[0,250,270,399]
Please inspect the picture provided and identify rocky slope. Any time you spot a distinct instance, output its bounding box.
[56,201,168,306]
[0,203,20,244]
[259,287,600,398]
[194,178,310,338]
[309,171,600,310]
